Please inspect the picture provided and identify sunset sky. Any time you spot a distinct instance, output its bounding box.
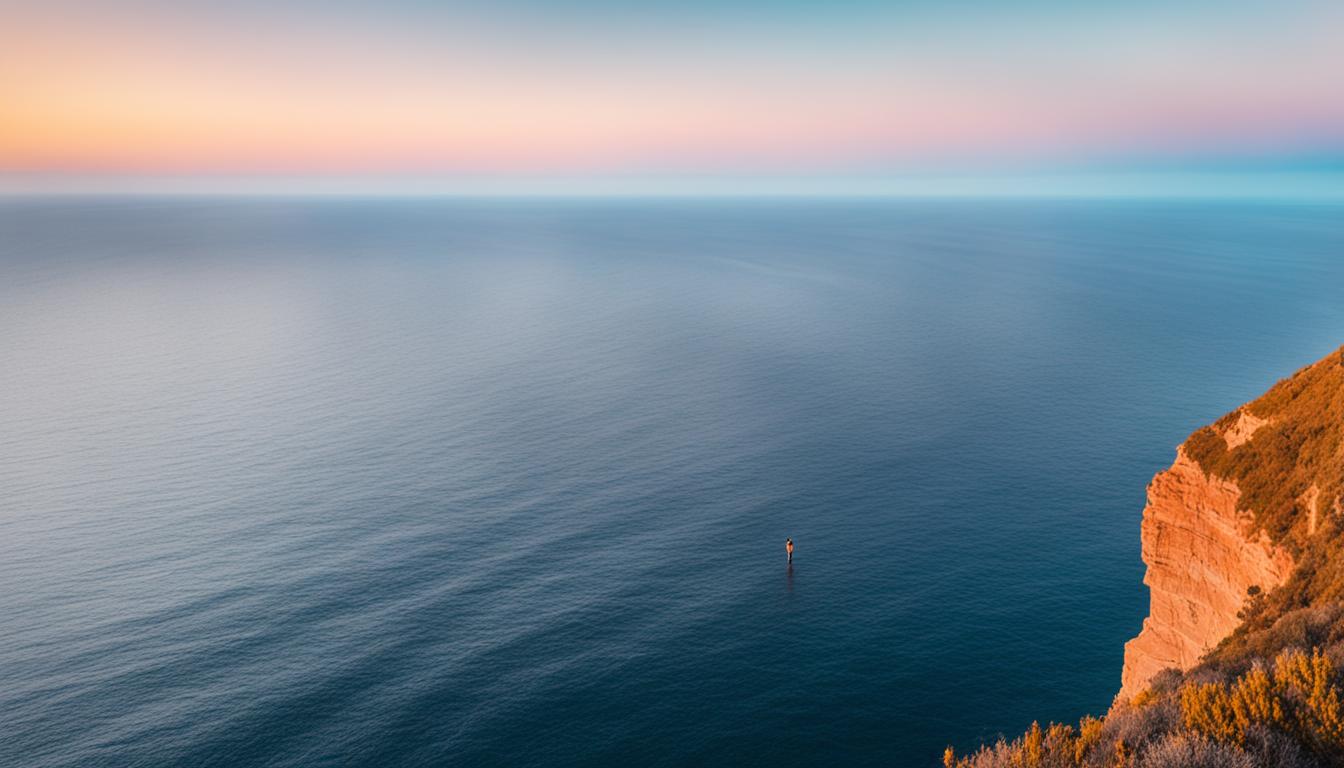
[3,0,1343,194]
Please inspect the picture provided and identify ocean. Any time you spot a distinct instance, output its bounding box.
[3,197,1343,767]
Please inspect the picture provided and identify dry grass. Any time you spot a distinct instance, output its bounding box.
[945,634,1344,767]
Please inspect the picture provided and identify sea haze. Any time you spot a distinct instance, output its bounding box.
[2,198,1343,767]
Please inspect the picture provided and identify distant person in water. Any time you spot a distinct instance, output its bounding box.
[785,538,793,562]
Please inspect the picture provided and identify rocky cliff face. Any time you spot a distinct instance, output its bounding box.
[1119,416,1296,700]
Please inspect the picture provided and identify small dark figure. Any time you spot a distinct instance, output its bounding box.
[785,538,794,562]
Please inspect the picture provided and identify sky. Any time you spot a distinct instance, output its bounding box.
[3,0,1343,195]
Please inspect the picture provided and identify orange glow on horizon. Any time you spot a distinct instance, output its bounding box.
[3,2,1343,178]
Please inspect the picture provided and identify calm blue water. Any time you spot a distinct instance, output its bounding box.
[2,198,1342,767]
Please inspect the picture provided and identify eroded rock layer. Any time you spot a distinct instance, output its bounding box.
[1119,446,1294,700]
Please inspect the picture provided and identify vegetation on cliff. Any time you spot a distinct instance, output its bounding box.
[1184,346,1344,552]
[945,603,1344,767]
[946,347,1344,768]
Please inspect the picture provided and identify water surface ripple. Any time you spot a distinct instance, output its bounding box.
[3,198,1343,766]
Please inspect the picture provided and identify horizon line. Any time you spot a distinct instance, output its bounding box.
[5,169,1344,201]
[7,172,1344,200]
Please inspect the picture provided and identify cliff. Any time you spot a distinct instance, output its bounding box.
[1120,347,1344,699]
[947,345,1344,768]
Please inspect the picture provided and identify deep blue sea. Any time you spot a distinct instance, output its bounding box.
[3,197,1343,767]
